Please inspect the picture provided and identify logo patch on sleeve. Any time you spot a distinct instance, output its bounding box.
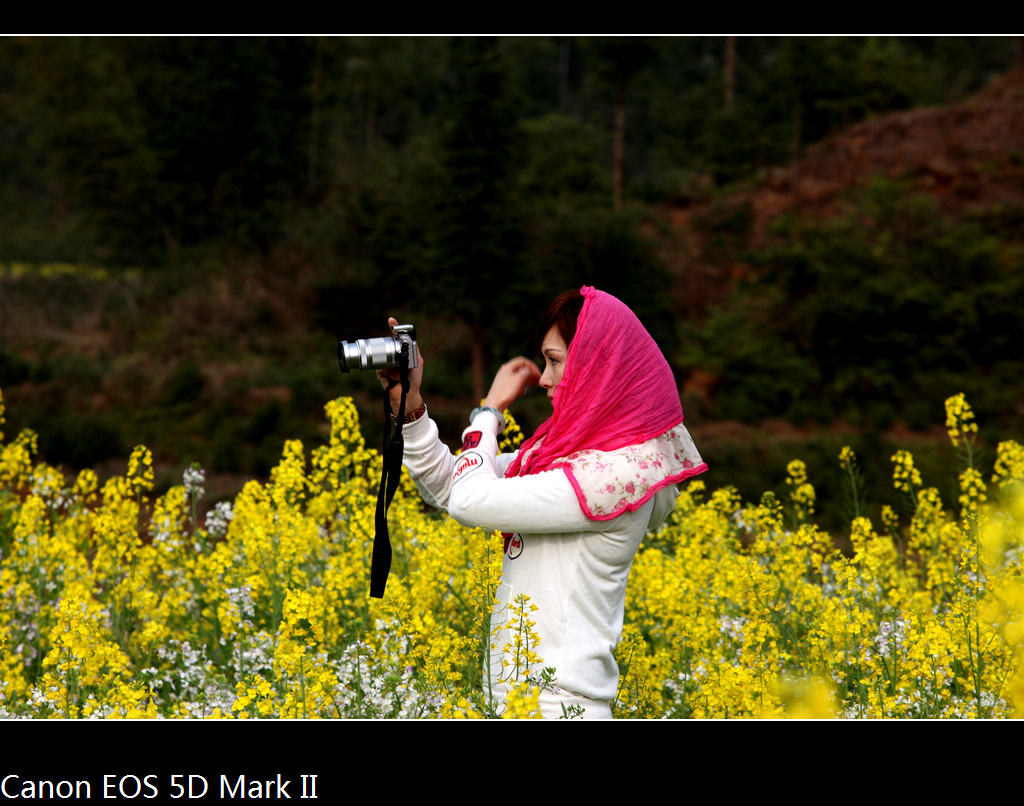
[452,451,484,482]
[462,430,483,451]
[502,531,524,559]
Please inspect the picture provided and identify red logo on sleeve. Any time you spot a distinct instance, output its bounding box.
[502,532,524,559]
[453,451,483,482]
[462,431,482,451]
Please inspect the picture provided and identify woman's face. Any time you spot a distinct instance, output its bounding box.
[539,326,568,402]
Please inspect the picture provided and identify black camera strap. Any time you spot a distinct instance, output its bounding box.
[370,345,409,599]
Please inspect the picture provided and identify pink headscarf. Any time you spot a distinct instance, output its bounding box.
[505,286,707,520]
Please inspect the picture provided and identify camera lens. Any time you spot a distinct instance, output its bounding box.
[338,337,398,373]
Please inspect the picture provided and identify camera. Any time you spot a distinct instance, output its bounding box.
[338,324,418,374]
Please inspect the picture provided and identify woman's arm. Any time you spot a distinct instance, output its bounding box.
[401,412,457,509]
[482,356,541,413]
[379,323,551,520]
[371,316,452,507]
[448,410,595,534]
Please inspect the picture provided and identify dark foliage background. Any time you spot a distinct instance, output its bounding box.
[1,35,1022,530]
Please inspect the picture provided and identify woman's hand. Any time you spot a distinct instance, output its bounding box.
[376,316,424,415]
[483,357,541,414]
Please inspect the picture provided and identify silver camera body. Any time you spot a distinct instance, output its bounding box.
[338,324,418,374]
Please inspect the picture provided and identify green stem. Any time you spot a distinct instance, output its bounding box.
[850,467,861,519]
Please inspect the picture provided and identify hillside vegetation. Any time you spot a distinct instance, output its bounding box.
[0,38,1021,521]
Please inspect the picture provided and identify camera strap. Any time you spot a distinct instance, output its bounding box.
[370,345,409,598]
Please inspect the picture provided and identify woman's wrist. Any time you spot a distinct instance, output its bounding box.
[482,395,508,414]
[391,392,424,418]
[394,399,426,423]
[471,405,506,433]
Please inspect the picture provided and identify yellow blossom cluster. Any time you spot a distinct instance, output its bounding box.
[1,389,1022,719]
[891,449,922,494]
[958,468,987,515]
[501,682,543,718]
[127,445,154,497]
[945,393,978,448]
[838,446,853,472]
[786,459,816,521]
[498,408,524,454]
[992,441,1024,490]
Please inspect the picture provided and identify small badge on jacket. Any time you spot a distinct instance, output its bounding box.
[502,531,524,559]
[453,451,484,482]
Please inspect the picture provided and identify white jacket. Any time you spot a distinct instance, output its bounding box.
[402,408,677,703]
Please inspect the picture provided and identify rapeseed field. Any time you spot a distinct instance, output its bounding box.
[1,388,1022,718]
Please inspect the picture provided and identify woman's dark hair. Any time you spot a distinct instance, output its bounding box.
[536,289,585,354]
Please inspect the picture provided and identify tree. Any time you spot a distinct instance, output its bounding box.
[582,38,656,210]
[426,38,524,401]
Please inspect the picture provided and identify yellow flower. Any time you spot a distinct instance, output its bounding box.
[775,676,840,719]
[945,393,978,448]
[786,460,808,487]
[881,504,899,536]
[127,445,154,495]
[891,450,922,493]
[501,682,543,719]
[993,441,1024,488]
[958,468,987,514]
[786,461,815,519]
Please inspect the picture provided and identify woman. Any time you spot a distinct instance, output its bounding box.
[379,286,707,718]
